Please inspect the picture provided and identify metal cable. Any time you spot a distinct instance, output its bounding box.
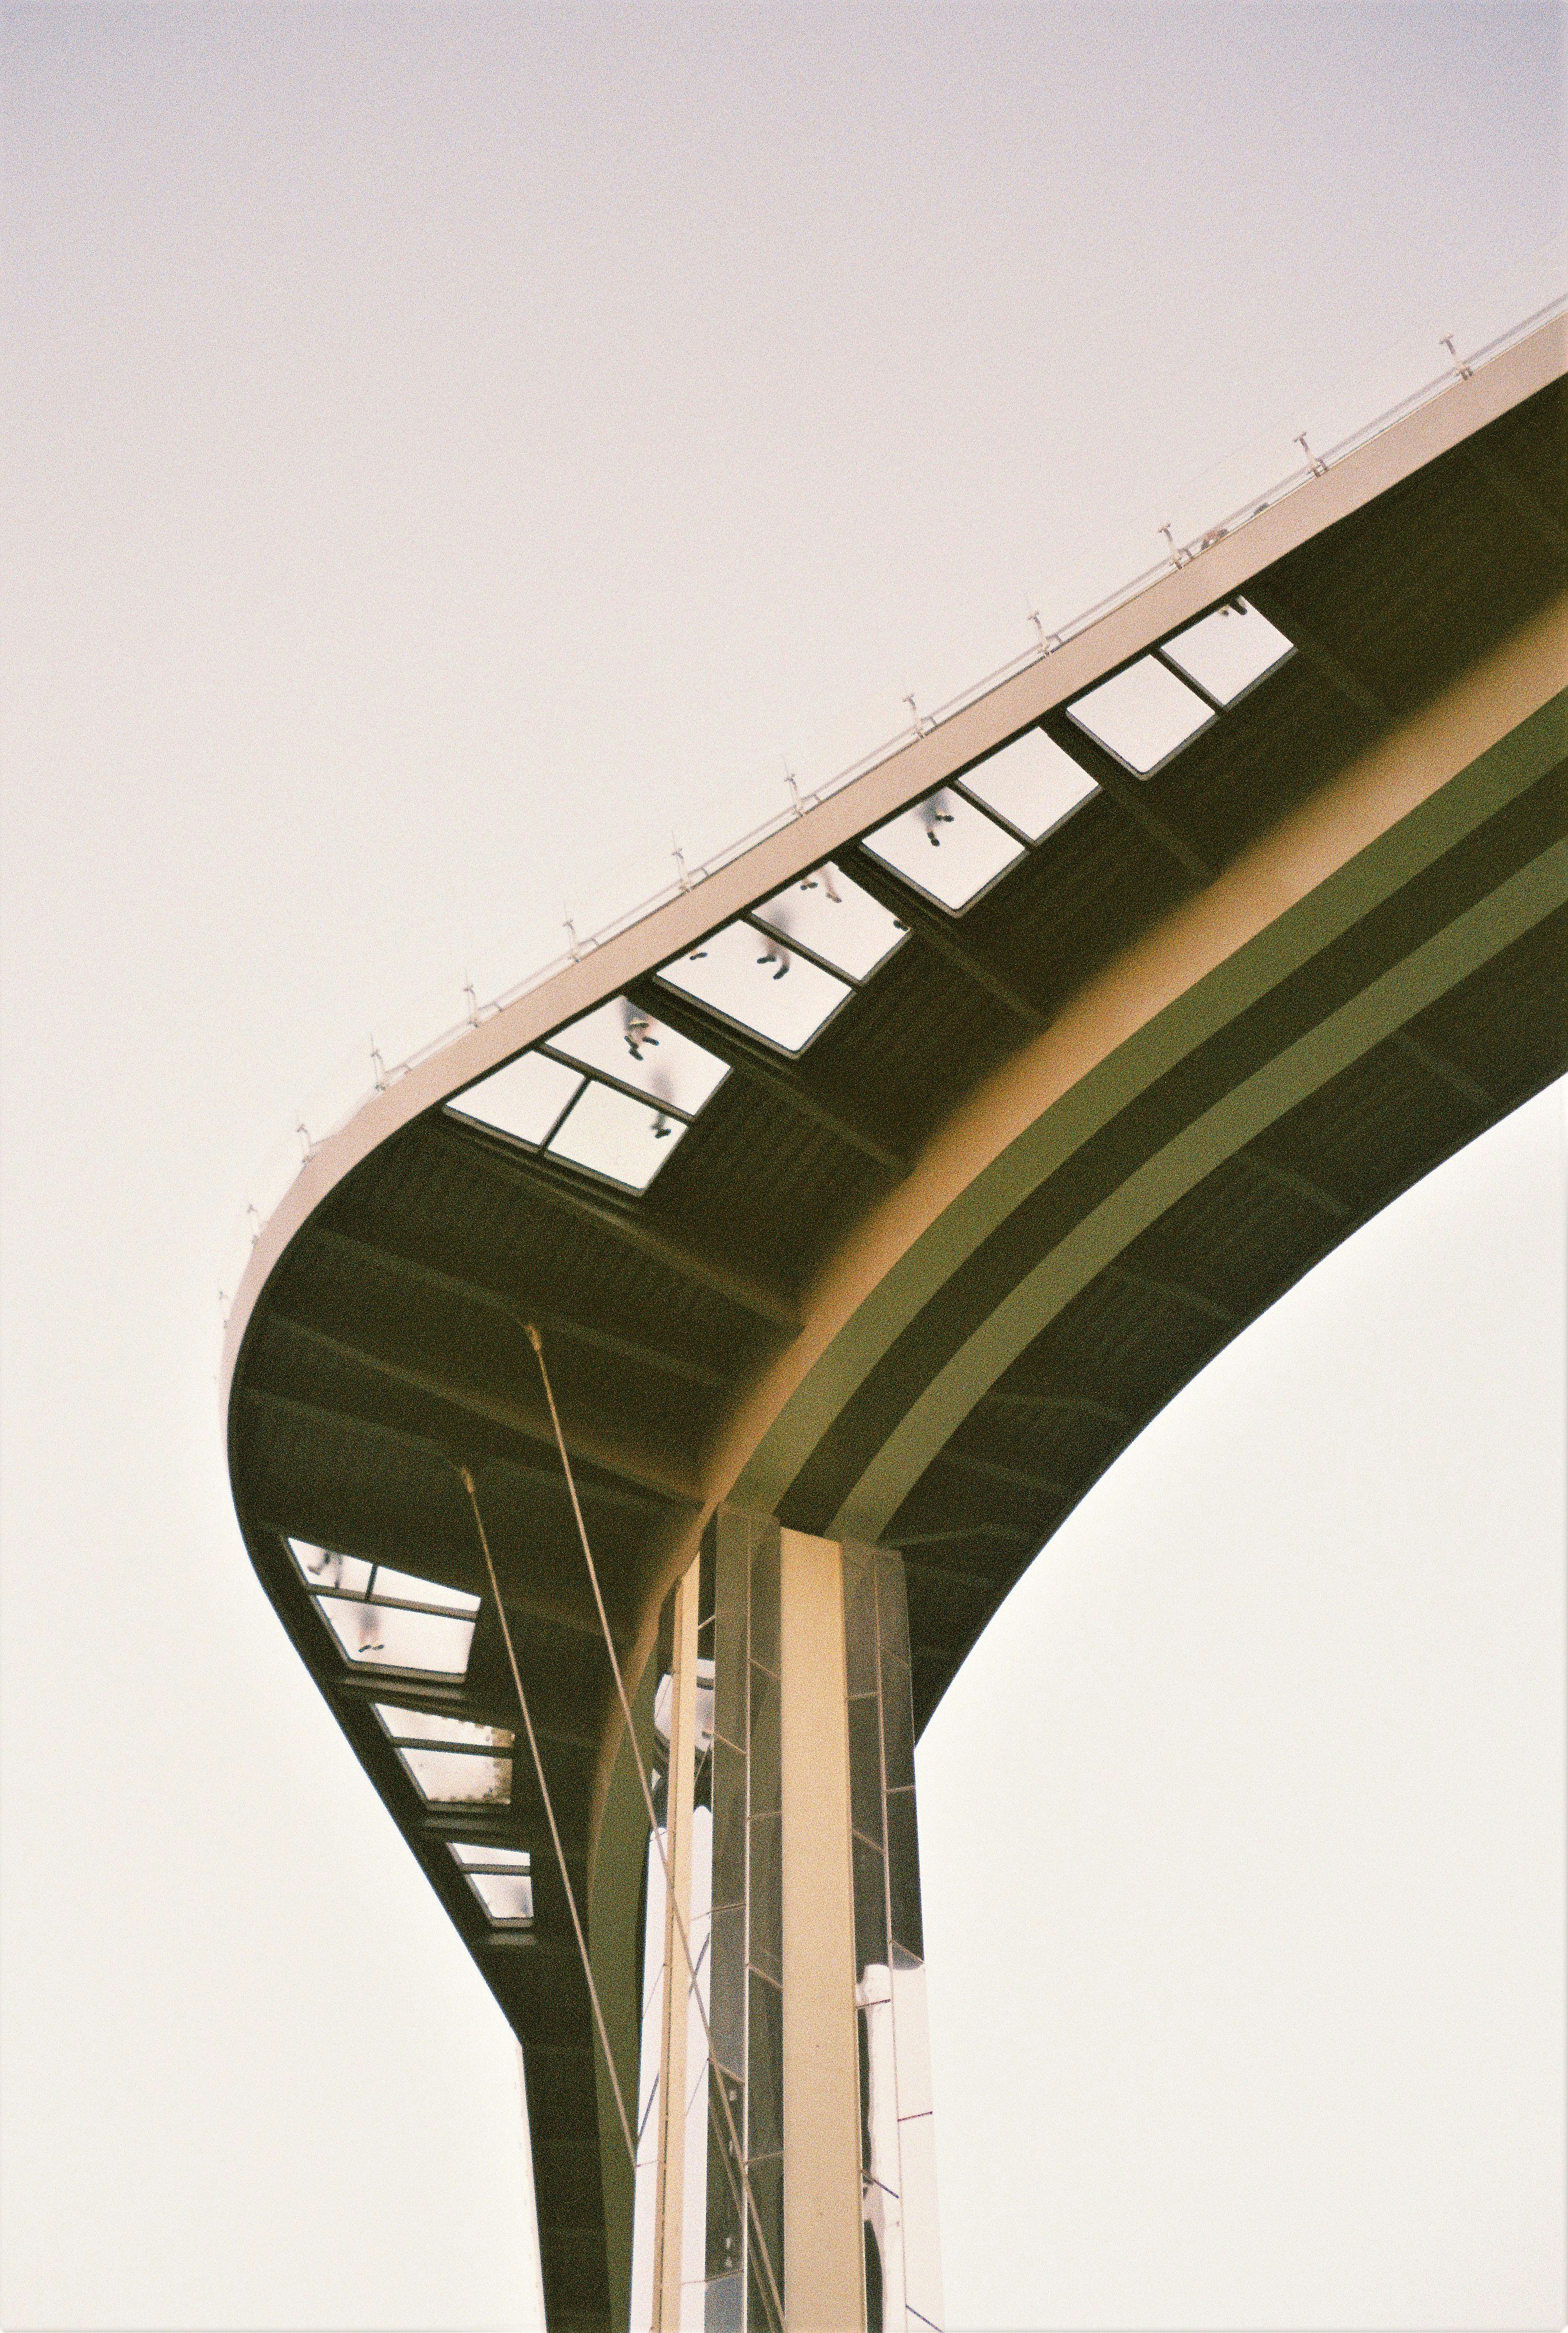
[452,1459,639,2178]
[522,1322,786,2333]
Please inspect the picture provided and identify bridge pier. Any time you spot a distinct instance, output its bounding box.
[626,1510,944,2332]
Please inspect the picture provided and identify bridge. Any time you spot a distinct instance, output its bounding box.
[222,315,1566,2330]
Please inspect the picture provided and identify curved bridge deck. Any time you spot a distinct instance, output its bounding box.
[223,326,1566,2327]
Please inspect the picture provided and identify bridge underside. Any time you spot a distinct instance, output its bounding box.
[227,361,1567,2326]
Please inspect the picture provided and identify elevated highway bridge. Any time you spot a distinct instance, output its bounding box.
[222,317,1566,2330]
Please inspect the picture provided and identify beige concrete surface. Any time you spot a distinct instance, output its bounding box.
[779,1530,867,2333]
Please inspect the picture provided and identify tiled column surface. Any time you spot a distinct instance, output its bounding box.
[628,1512,942,2333]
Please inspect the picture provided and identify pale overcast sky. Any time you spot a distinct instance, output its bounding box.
[2,7,1563,2330]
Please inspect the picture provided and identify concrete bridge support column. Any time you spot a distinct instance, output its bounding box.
[629,1510,944,2333]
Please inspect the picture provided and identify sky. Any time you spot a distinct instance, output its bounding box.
[1,6,1563,2328]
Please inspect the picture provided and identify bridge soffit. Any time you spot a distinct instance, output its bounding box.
[219,323,1567,1424]
[663,601,1568,1617]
